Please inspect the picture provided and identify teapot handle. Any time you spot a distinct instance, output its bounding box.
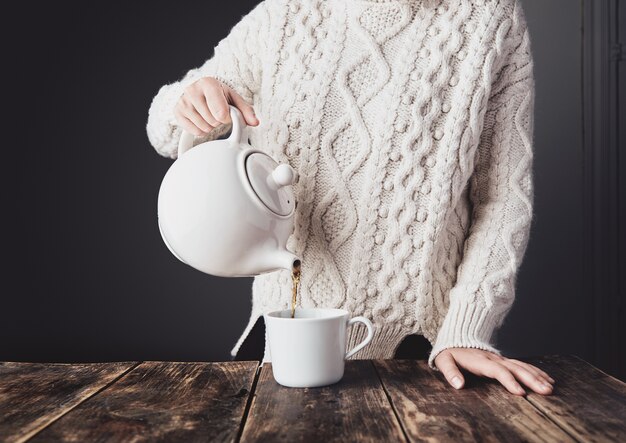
[177,105,248,158]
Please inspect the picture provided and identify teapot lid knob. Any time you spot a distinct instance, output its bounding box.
[246,153,296,216]
[271,164,297,187]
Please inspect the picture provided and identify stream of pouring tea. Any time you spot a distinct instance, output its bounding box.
[291,260,301,318]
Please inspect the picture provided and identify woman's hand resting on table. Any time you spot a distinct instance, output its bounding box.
[434,348,555,396]
[174,76,259,136]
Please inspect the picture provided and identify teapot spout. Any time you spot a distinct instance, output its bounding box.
[273,249,302,273]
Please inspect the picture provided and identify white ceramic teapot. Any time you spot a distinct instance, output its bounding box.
[157,105,301,277]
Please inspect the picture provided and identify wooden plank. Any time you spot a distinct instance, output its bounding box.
[525,354,626,442]
[374,359,575,443]
[30,361,259,443]
[240,361,407,442]
[0,362,136,443]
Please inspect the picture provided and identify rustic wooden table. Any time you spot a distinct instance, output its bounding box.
[0,355,624,442]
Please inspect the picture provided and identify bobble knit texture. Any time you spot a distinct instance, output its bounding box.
[147,0,535,370]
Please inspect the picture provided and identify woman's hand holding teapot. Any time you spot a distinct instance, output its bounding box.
[174,76,259,136]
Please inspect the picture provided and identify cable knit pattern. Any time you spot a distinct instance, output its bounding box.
[146,0,535,371]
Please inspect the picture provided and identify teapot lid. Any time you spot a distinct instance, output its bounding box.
[246,153,295,216]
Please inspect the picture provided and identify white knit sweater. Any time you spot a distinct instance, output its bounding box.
[146,0,535,370]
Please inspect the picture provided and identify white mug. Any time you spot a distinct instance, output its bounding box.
[263,308,374,388]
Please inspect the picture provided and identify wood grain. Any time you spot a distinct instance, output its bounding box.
[525,354,626,442]
[30,361,259,443]
[0,362,136,443]
[240,361,407,442]
[2,356,622,442]
[374,359,575,443]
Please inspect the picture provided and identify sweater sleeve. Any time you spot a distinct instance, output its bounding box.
[146,1,270,159]
[428,1,535,370]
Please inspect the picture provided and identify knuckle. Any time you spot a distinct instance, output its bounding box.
[215,78,228,90]
[202,77,220,91]
[503,373,519,385]
[505,376,519,388]
[503,360,521,371]
[496,367,510,379]
[214,106,227,116]
[180,99,193,111]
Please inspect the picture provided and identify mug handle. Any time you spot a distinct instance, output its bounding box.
[177,105,247,158]
[345,317,374,359]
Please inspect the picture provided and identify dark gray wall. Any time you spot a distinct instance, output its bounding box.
[2,1,260,362]
[0,1,595,366]
[497,1,590,361]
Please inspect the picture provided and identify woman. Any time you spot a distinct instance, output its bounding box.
[147,0,554,396]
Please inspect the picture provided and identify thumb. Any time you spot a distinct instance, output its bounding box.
[226,88,260,126]
[435,350,465,390]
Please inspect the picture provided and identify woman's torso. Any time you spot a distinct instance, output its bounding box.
[233,0,511,359]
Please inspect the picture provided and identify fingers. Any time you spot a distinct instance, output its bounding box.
[435,351,465,389]
[509,359,555,384]
[227,87,260,126]
[500,360,553,395]
[453,352,526,396]
[173,76,259,136]
[202,80,231,125]
[509,359,554,385]
[443,349,556,397]
[174,94,213,136]
[173,110,205,137]
[483,362,527,396]
[190,94,221,128]
[184,103,214,134]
